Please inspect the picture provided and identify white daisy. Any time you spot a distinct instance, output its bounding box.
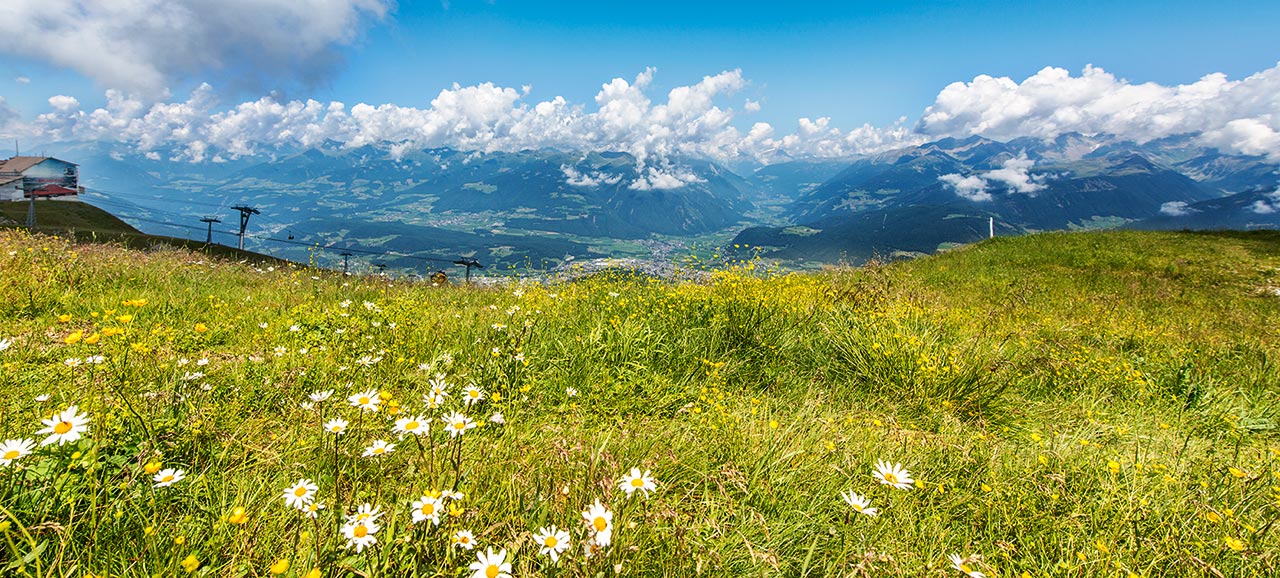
[324,418,349,435]
[428,376,450,398]
[581,499,613,547]
[341,519,379,552]
[839,491,878,517]
[873,460,914,490]
[617,467,657,498]
[85,355,105,364]
[393,415,429,437]
[452,529,477,550]
[283,478,318,509]
[468,548,512,578]
[442,412,476,437]
[303,502,325,519]
[533,525,571,562]
[37,405,91,446]
[410,495,443,526]
[309,390,333,402]
[363,440,395,457]
[488,412,505,425]
[0,438,36,466]
[441,489,465,501]
[152,468,186,488]
[462,384,486,407]
[349,389,381,412]
[0,337,12,352]
[346,503,383,524]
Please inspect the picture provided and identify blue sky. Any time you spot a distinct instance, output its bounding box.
[1,0,1278,162]
[324,0,1280,127]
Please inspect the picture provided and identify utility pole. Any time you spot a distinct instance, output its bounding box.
[453,258,484,284]
[340,251,353,275]
[230,205,260,250]
[989,217,995,239]
[24,180,35,229]
[200,217,221,244]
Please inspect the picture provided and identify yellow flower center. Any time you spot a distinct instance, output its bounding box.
[544,536,558,548]
[406,421,418,430]
[421,503,434,515]
[460,536,470,544]
[294,487,308,497]
[853,503,863,511]
[486,565,499,578]
[593,516,607,532]
[961,564,974,573]
[3,450,18,460]
[359,397,370,404]
[162,475,174,483]
[454,422,465,430]
[631,478,645,487]
[470,391,479,398]
[884,472,898,484]
[353,525,368,538]
[374,448,385,455]
[54,421,73,434]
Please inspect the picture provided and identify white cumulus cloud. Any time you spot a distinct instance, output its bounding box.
[1251,188,1280,214]
[984,153,1046,194]
[939,153,1046,201]
[0,0,392,97]
[19,62,1280,172]
[916,63,1280,162]
[561,165,622,188]
[1160,201,1195,216]
[939,173,990,202]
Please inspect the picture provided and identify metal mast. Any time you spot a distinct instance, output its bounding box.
[230,205,260,250]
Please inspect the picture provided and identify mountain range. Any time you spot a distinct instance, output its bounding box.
[34,131,1279,271]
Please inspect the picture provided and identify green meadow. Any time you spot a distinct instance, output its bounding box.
[0,228,1277,577]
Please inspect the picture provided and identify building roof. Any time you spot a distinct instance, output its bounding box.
[0,156,78,173]
[0,174,21,187]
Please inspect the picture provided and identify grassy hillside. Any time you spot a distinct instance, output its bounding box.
[0,228,1277,577]
[0,200,290,266]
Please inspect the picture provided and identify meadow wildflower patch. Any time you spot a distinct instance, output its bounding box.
[0,228,1278,576]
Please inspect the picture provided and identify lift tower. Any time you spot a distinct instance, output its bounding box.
[230,205,260,250]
